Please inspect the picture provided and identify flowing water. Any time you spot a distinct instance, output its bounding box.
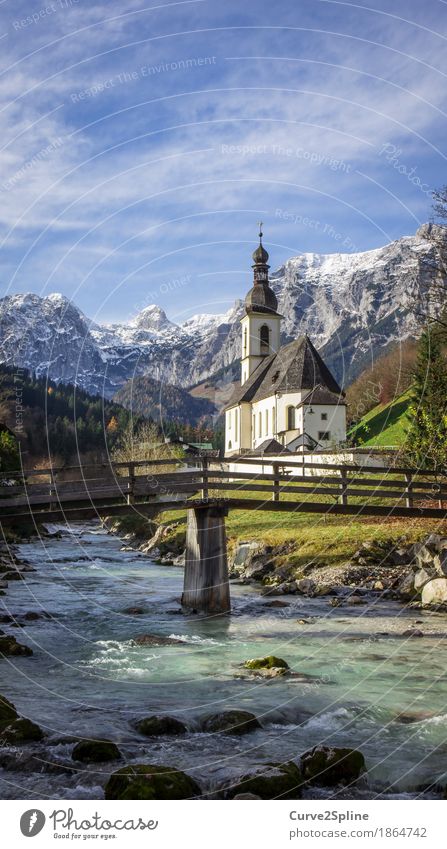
[1,523,447,799]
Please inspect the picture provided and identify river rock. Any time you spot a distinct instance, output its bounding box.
[300,745,366,786]
[202,710,261,735]
[0,718,44,744]
[242,655,290,678]
[104,764,201,800]
[0,694,18,728]
[295,578,316,596]
[229,541,275,582]
[132,634,185,647]
[225,761,303,799]
[0,635,33,657]
[135,716,187,737]
[72,740,122,763]
[421,578,447,607]
[122,606,146,615]
[233,793,262,799]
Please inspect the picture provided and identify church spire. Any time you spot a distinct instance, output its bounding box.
[252,221,270,283]
[245,225,278,313]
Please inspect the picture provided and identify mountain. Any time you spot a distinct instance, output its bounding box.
[113,374,217,425]
[0,224,445,399]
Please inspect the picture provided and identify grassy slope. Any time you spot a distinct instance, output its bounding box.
[349,391,411,447]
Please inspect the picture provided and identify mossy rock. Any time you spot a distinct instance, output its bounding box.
[226,761,303,799]
[135,716,187,737]
[104,764,201,800]
[0,694,18,729]
[0,636,33,657]
[244,656,289,671]
[202,710,261,736]
[300,745,366,786]
[0,717,44,743]
[72,740,122,763]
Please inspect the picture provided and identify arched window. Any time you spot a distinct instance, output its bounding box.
[265,409,269,434]
[260,324,270,355]
[235,408,239,438]
[228,441,232,450]
[258,411,262,437]
[287,405,295,430]
[243,327,247,356]
[253,414,256,439]
[272,406,276,434]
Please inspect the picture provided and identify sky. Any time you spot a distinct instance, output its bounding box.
[0,0,446,325]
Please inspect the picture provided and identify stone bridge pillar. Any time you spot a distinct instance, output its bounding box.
[182,505,230,614]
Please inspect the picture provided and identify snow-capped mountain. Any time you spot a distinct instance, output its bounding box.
[0,224,444,398]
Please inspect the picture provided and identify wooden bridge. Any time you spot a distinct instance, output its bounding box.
[1,456,446,614]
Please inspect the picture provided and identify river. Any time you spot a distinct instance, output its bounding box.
[1,523,447,799]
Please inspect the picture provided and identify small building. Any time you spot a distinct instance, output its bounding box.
[224,229,347,457]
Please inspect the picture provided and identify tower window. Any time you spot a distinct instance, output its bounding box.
[321,412,328,421]
[260,324,270,355]
[318,431,331,440]
[286,405,295,430]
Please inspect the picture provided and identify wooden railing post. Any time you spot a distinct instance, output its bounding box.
[201,456,209,501]
[272,462,280,502]
[127,462,135,505]
[405,472,413,508]
[340,468,348,506]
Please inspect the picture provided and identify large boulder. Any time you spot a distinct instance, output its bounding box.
[226,761,303,799]
[104,764,201,800]
[244,656,289,671]
[135,716,187,737]
[72,740,122,763]
[0,636,33,657]
[229,542,274,582]
[421,578,447,607]
[0,718,44,744]
[300,745,366,786]
[202,710,261,735]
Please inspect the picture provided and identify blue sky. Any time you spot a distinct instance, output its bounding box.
[0,0,445,324]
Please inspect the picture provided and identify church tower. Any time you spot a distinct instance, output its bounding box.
[240,225,282,385]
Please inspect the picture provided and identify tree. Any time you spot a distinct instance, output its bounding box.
[403,323,447,471]
[0,430,19,475]
[111,420,183,474]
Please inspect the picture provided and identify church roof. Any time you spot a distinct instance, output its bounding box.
[225,335,344,409]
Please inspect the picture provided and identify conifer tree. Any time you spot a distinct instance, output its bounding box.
[404,323,447,470]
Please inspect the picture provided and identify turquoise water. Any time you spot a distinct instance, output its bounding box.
[1,523,447,799]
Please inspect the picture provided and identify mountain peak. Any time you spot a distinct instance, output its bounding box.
[132,304,175,331]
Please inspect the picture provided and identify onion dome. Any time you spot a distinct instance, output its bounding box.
[245,224,278,314]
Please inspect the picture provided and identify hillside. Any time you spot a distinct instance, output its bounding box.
[113,375,217,426]
[349,392,411,447]
[0,366,135,464]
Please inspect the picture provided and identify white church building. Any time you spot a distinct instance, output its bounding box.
[224,230,347,458]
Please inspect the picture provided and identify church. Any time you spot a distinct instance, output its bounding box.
[224,229,347,457]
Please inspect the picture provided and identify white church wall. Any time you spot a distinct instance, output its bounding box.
[226,449,394,478]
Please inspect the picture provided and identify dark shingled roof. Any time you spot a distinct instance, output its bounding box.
[225,336,344,409]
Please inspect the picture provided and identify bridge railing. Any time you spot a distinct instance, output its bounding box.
[0,455,446,519]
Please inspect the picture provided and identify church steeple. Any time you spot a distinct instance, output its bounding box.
[240,226,282,385]
[245,224,279,315]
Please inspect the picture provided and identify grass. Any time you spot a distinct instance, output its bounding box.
[159,497,447,571]
[349,391,411,447]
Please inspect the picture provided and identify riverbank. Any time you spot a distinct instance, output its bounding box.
[1,523,447,801]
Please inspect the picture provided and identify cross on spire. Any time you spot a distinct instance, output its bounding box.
[257,221,263,243]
